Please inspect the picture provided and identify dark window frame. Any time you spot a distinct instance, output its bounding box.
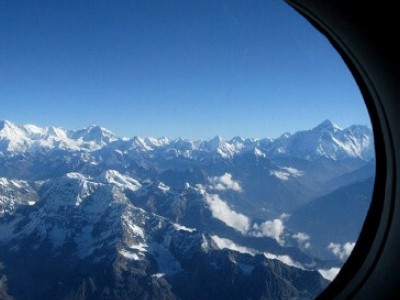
[285,1,400,298]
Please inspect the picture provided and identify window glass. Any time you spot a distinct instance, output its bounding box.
[0,1,374,298]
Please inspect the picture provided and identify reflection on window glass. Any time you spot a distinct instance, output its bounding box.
[0,1,374,299]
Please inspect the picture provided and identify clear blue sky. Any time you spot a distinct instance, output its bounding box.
[0,0,370,139]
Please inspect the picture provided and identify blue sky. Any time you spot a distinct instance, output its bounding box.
[0,0,370,139]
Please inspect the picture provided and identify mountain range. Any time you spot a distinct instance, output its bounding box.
[0,120,375,299]
[0,119,373,159]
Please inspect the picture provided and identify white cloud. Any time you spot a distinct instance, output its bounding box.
[119,249,142,260]
[197,177,248,234]
[318,267,341,281]
[269,166,304,181]
[293,232,311,248]
[282,167,304,176]
[260,219,285,244]
[157,182,170,192]
[254,148,266,158]
[211,235,256,256]
[253,218,286,246]
[197,180,286,243]
[209,173,242,192]
[343,242,356,255]
[269,170,291,181]
[279,213,291,220]
[293,232,310,242]
[195,184,206,194]
[264,252,304,269]
[204,193,250,234]
[328,242,355,260]
[173,223,196,232]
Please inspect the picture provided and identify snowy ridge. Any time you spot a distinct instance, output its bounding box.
[267,120,374,160]
[0,120,117,152]
[0,120,373,160]
[98,170,142,191]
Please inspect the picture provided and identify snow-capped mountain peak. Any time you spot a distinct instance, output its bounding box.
[313,119,342,132]
[267,120,373,160]
[46,126,68,139]
[205,135,225,150]
[0,120,15,130]
[0,120,26,138]
[70,125,118,144]
[0,121,118,152]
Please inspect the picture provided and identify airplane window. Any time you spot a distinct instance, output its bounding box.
[0,1,375,299]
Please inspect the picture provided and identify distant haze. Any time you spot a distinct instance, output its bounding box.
[0,1,370,139]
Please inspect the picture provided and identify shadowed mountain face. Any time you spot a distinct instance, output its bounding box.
[287,177,375,260]
[0,120,374,299]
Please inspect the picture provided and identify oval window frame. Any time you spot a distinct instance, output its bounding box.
[285,1,399,298]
